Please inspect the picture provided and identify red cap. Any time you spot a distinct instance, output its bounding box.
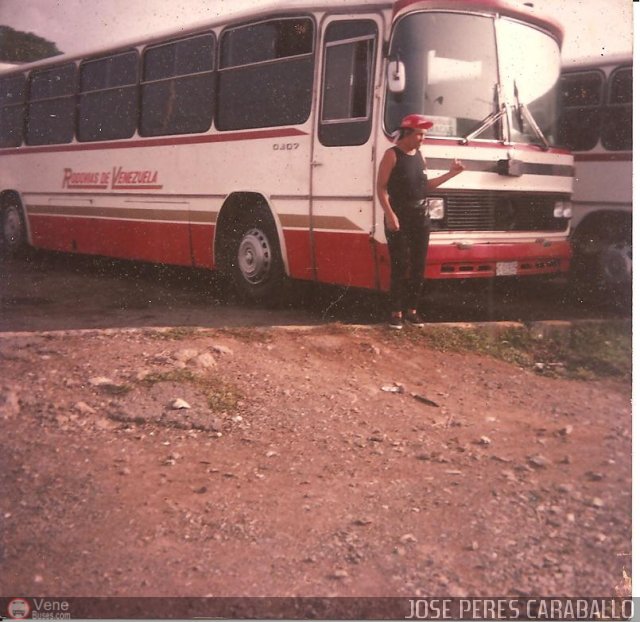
[399,114,434,131]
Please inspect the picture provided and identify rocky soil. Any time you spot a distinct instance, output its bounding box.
[0,323,631,603]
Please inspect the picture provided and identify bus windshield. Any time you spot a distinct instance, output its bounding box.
[384,12,561,146]
[497,18,561,146]
[385,12,500,140]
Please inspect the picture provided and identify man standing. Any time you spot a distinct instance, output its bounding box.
[376,114,464,329]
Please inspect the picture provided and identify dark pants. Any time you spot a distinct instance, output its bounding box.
[385,206,430,313]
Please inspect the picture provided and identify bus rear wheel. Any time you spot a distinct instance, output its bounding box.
[1,200,27,258]
[230,212,286,305]
[570,234,631,308]
[599,241,632,290]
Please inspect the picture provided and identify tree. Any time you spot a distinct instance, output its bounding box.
[0,25,61,62]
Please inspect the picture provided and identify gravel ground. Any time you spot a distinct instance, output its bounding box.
[0,323,631,604]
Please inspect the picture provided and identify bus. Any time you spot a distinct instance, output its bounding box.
[558,54,632,298]
[0,0,573,305]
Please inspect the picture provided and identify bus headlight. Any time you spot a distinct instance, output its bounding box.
[553,200,572,218]
[427,198,445,220]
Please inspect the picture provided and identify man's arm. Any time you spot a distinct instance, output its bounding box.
[376,149,400,231]
[426,159,464,191]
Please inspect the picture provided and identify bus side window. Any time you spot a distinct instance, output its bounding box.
[216,17,314,130]
[319,20,377,146]
[601,66,632,151]
[78,50,138,142]
[557,70,603,152]
[26,63,76,146]
[0,73,26,148]
[140,32,216,137]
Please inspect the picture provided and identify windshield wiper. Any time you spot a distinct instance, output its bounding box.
[513,80,550,150]
[459,83,505,144]
[459,105,507,144]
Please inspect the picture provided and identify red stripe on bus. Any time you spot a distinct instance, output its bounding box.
[573,152,632,162]
[0,128,308,157]
[29,214,194,266]
[27,214,315,282]
[111,185,164,191]
[313,231,378,289]
[27,213,570,289]
[65,185,110,190]
[375,238,570,289]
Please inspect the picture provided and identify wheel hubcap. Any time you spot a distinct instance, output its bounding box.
[600,243,632,286]
[238,228,271,285]
[3,207,21,247]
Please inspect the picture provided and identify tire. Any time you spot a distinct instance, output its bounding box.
[1,199,27,258]
[570,237,631,309]
[599,241,632,291]
[229,209,286,305]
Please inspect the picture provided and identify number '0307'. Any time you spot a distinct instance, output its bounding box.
[273,143,299,151]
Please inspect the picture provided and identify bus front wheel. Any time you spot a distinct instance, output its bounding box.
[230,212,286,305]
[1,200,27,258]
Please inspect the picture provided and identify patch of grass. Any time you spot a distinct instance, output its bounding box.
[201,378,243,413]
[318,322,357,336]
[138,369,242,413]
[101,383,133,396]
[549,322,632,379]
[217,327,273,344]
[138,369,198,386]
[150,327,198,341]
[379,320,631,380]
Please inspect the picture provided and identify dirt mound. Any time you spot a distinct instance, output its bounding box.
[0,324,631,600]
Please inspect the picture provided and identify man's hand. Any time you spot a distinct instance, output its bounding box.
[385,212,400,232]
[449,159,464,174]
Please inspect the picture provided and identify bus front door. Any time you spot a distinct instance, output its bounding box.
[311,15,382,289]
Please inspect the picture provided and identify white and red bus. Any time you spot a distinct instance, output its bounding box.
[558,54,632,297]
[0,0,573,304]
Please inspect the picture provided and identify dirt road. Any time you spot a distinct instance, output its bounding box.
[0,253,632,612]
[0,251,629,334]
[0,325,631,601]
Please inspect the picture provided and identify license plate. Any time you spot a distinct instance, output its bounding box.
[496,261,518,276]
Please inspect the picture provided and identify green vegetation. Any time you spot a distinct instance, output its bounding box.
[218,328,274,344]
[382,320,631,380]
[0,26,61,62]
[149,327,199,340]
[100,383,133,396]
[138,369,242,413]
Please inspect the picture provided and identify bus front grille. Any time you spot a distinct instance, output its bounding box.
[441,193,568,232]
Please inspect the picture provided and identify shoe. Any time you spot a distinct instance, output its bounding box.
[405,311,424,327]
[388,314,403,330]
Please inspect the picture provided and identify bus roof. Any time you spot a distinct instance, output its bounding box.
[394,0,563,43]
[1,0,563,76]
[0,0,388,75]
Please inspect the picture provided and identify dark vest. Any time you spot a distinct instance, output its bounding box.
[387,146,428,209]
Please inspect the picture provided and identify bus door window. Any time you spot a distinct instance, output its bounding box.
[319,20,377,146]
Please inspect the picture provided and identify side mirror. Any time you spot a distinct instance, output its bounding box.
[387,58,406,93]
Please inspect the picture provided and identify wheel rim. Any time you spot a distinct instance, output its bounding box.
[600,243,632,286]
[3,206,22,248]
[237,228,272,285]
